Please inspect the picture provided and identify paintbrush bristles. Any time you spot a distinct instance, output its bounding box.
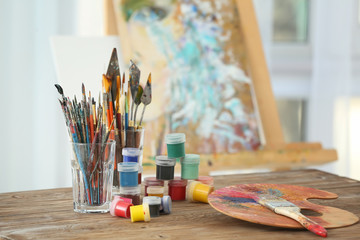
[54,84,64,96]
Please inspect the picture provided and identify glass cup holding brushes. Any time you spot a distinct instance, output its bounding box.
[71,140,116,213]
[55,83,116,213]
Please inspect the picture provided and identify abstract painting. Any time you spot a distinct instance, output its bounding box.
[115,0,262,164]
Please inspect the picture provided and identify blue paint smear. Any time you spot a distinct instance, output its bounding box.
[220,196,256,204]
[266,188,284,197]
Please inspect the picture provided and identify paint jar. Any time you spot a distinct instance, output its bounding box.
[138,166,143,185]
[110,196,133,218]
[130,203,151,222]
[122,148,141,163]
[147,186,164,197]
[118,162,138,187]
[165,133,186,158]
[119,186,141,205]
[187,181,214,203]
[168,177,188,201]
[181,154,200,180]
[144,177,164,196]
[160,196,172,214]
[122,128,145,164]
[196,176,214,186]
[155,155,176,180]
[142,196,161,218]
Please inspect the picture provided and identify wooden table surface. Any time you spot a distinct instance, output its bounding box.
[0,169,359,240]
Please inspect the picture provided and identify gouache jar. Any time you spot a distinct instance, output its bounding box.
[165,133,186,158]
[118,162,139,187]
[160,196,172,214]
[144,177,164,196]
[130,203,151,222]
[168,177,188,201]
[181,154,200,180]
[119,186,141,205]
[142,196,161,218]
[187,181,214,203]
[156,155,176,180]
[122,148,141,163]
[197,176,214,186]
[147,186,164,197]
[110,196,133,218]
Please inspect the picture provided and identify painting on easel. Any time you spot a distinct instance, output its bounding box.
[113,0,262,165]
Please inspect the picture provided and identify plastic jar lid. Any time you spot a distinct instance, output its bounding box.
[155,155,176,166]
[122,147,141,157]
[144,177,164,186]
[147,186,164,194]
[168,177,188,187]
[143,203,151,222]
[118,162,139,172]
[142,196,161,205]
[120,186,141,195]
[165,133,186,144]
[161,196,172,214]
[181,154,200,164]
[186,181,200,202]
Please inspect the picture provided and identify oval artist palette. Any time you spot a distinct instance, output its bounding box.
[208,184,359,229]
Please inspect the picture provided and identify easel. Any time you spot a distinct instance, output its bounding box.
[103,0,337,173]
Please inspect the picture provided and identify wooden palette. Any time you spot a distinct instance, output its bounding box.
[208,184,359,228]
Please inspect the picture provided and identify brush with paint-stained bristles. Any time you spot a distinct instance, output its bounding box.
[228,191,328,238]
[256,194,327,237]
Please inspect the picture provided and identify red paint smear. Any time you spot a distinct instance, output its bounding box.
[308,224,327,238]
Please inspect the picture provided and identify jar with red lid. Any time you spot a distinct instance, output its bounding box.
[168,177,188,201]
[144,177,164,196]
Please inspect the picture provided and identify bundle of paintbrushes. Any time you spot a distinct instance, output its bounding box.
[55,48,152,200]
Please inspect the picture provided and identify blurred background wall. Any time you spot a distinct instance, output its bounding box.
[0,0,359,193]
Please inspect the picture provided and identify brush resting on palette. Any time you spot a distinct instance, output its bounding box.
[208,183,359,238]
[256,194,327,237]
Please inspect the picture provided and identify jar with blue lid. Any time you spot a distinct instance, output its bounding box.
[122,148,141,163]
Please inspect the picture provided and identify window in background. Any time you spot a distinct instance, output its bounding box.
[276,99,306,142]
[358,0,360,24]
[273,0,309,42]
[270,0,310,142]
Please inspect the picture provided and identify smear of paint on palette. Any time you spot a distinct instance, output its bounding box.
[266,188,284,197]
[220,196,256,204]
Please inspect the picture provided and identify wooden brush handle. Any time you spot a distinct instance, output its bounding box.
[275,208,327,238]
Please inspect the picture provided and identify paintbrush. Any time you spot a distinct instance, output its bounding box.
[133,85,143,126]
[256,194,327,237]
[90,119,114,181]
[139,73,152,127]
[227,190,328,238]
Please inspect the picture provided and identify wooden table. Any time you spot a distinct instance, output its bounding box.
[1,169,359,239]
